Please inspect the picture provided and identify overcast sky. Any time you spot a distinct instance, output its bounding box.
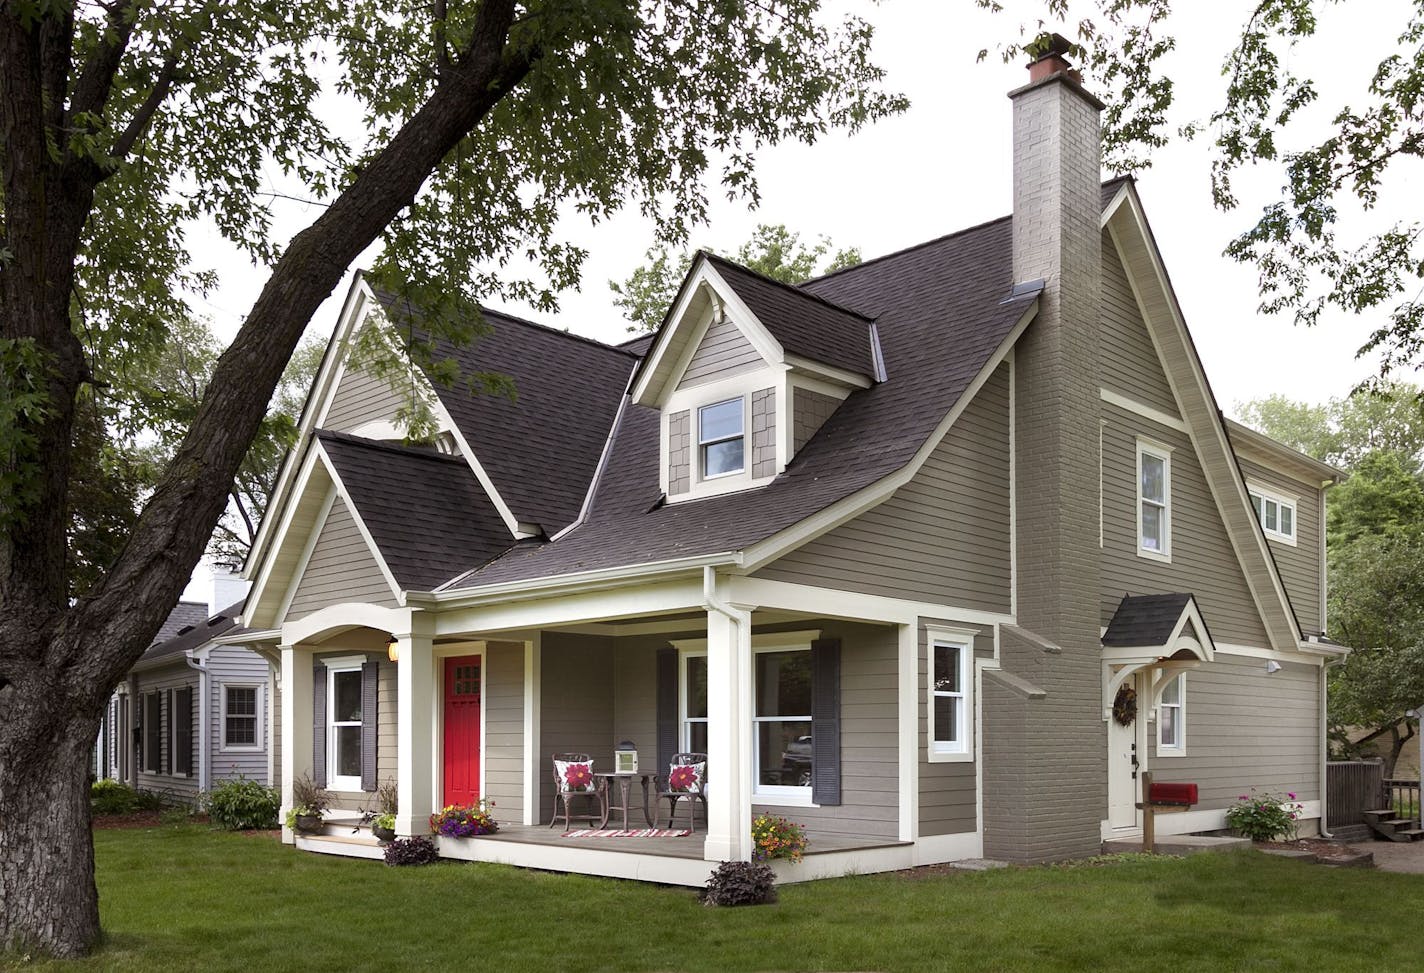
[182,0,1416,597]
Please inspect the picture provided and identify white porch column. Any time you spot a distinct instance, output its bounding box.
[396,621,436,836]
[279,643,311,845]
[704,606,753,861]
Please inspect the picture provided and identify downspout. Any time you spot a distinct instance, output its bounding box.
[1318,655,1344,838]
[185,651,211,794]
[702,566,753,856]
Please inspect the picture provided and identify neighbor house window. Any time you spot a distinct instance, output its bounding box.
[328,666,364,791]
[682,654,708,753]
[1136,439,1172,559]
[1158,674,1185,753]
[171,687,193,776]
[698,398,744,478]
[1249,486,1296,544]
[222,685,260,750]
[931,640,969,755]
[142,691,163,774]
[754,648,812,794]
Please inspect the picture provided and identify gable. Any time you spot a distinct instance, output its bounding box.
[284,495,397,621]
[676,314,766,390]
[1101,233,1180,419]
[322,363,407,435]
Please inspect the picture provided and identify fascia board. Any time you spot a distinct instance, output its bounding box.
[312,439,406,606]
[243,444,327,630]
[737,297,1039,574]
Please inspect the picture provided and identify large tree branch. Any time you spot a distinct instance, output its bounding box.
[62,0,536,701]
[110,46,181,161]
[66,0,139,127]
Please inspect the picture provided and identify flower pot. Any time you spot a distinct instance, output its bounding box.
[295,813,324,834]
[373,825,396,843]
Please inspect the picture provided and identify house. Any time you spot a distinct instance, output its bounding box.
[236,38,1345,883]
[98,566,274,800]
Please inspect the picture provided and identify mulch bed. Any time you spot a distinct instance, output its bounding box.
[1257,838,1374,865]
[92,811,208,830]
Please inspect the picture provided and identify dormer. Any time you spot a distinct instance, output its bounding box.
[631,252,880,502]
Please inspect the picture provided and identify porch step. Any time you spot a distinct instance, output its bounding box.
[1101,834,1251,856]
[295,831,386,861]
[1363,809,1424,842]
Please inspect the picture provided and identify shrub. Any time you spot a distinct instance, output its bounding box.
[1226,790,1305,841]
[704,861,776,907]
[430,800,498,837]
[206,777,281,831]
[290,773,330,815]
[132,788,168,812]
[751,813,808,863]
[384,836,440,866]
[91,779,141,815]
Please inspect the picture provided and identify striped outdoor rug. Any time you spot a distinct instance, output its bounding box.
[561,828,692,838]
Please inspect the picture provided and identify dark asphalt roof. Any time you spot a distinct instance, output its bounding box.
[450,211,1039,588]
[140,600,247,665]
[702,253,876,378]
[1102,593,1197,647]
[373,296,637,534]
[153,601,209,644]
[318,431,514,590]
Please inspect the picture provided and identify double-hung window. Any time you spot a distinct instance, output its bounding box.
[928,629,975,760]
[1249,486,1296,544]
[682,654,708,753]
[328,666,364,791]
[223,685,260,750]
[1136,439,1172,560]
[1158,674,1185,753]
[698,398,744,479]
[754,649,813,795]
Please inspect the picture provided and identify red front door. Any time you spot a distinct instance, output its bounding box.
[442,656,481,806]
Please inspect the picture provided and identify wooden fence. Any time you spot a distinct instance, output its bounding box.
[1384,778,1421,824]
[1327,761,1386,832]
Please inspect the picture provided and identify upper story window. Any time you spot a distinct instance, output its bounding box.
[1136,438,1172,561]
[698,398,744,479]
[1249,485,1296,545]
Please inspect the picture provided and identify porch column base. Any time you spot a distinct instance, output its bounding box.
[279,642,311,846]
[703,604,753,862]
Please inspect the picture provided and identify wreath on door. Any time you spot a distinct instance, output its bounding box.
[1112,685,1137,727]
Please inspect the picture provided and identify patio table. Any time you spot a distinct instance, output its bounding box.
[596,771,658,830]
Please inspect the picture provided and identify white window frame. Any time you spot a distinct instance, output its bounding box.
[662,367,783,504]
[697,396,746,481]
[751,642,814,802]
[679,651,709,754]
[1156,673,1186,756]
[1247,482,1298,546]
[326,661,365,792]
[220,683,264,753]
[927,627,976,763]
[1135,438,1172,562]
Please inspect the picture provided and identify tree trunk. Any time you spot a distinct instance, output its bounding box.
[0,683,100,957]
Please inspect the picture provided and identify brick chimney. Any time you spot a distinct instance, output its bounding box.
[984,34,1105,862]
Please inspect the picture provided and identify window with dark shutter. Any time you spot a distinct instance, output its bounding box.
[360,662,379,791]
[810,639,841,806]
[312,662,328,788]
[656,648,678,774]
[143,692,163,773]
[174,687,193,776]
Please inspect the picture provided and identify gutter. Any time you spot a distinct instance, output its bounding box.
[1318,654,1345,839]
[184,649,211,794]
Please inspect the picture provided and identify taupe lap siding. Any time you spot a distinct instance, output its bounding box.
[917,620,990,837]
[677,316,763,388]
[1101,232,1181,417]
[538,632,615,823]
[754,363,1011,614]
[326,659,397,812]
[1151,657,1320,808]
[1100,403,1270,646]
[483,641,525,822]
[323,364,406,432]
[1238,458,1323,634]
[285,496,396,620]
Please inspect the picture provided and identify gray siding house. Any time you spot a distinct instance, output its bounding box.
[236,40,1344,882]
[99,569,274,800]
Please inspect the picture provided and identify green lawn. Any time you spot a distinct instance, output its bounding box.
[9,825,1422,972]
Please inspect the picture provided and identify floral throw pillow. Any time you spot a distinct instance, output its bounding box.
[668,762,705,794]
[555,759,596,794]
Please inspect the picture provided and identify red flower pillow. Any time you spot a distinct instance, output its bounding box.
[668,762,704,794]
[555,759,595,793]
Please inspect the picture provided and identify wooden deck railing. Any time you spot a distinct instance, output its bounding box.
[1326,761,1386,828]
[1384,778,1422,825]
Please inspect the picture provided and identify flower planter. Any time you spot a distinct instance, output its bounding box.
[295,813,324,834]
[372,825,396,843]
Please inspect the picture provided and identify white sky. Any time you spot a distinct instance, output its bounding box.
[181,0,1417,597]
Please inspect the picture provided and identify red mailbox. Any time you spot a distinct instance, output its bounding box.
[1148,781,1198,807]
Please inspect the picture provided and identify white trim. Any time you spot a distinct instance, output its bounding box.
[274,485,337,626]
[1215,641,1324,666]
[325,660,366,794]
[926,626,976,763]
[1100,180,1132,227]
[677,648,709,754]
[910,830,983,866]
[897,623,918,843]
[1135,436,1172,563]
[1008,351,1018,617]
[739,298,1039,573]
[1101,800,1323,841]
[243,445,325,628]
[663,368,781,502]
[1100,387,1189,434]
[1246,481,1299,546]
[783,353,874,390]
[281,603,411,647]
[422,380,528,538]
[346,419,406,441]
[168,688,190,778]
[729,575,1014,628]
[522,635,541,827]
[219,682,265,753]
[420,552,740,604]
[313,441,406,603]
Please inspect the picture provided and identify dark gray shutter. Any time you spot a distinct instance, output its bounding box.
[175,688,193,777]
[811,638,841,806]
[162,690,171,775]
[312,662,328,788]
[361,661,379,792]
[655,647,678,773]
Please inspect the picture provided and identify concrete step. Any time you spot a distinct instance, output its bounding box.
[1101,834,1252,856]
[295,832,386,860]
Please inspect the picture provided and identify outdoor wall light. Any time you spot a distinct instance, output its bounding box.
[1265,660,1282,674]
[387,636,400,663]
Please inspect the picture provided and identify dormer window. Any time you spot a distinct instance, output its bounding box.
[699,398,745,479]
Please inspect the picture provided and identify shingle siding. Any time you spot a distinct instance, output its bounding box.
[677,315,764,389]
[285,496,396,620]
[667,410,691,495]
[792,387,840,454]
[751,388,776,479]
[1238,457,1323,634]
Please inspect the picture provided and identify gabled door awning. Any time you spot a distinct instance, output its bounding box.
[1102,592,1215,666]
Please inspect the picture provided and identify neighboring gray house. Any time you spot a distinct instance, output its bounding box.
[235,39,1344,883]
[99,568,274,800]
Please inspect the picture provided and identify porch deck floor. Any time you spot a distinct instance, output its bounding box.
[479,824,907,860]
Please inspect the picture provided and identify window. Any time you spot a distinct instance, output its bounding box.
[682,654,708,753]
[698,398,744,478]
[1136,439,1171,560]
[142,691,163,774]
[1249,486,1296,544]
[223,685,260,750]
[171,687,193,776]
[328,666,364,791]
[1158,674,1185,753]
[754,649,812,795]
[931,641,968,755]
